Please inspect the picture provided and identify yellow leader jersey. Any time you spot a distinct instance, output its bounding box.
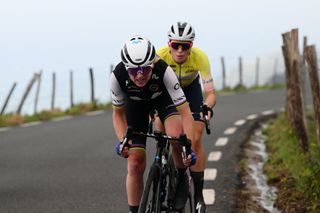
[156,46,215,92]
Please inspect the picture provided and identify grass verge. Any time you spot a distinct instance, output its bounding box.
[264,112,320,213]
[0,101,112,127]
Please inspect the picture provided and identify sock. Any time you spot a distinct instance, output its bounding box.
[190,171,204,203]
[129,205,139,213]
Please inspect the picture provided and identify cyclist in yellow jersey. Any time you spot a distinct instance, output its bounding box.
[156,22,216,213]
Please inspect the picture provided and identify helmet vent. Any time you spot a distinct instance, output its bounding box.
[121,35,156,68]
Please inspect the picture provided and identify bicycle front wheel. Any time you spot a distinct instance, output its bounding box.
[138,163,161,213]
[180,173,194,213]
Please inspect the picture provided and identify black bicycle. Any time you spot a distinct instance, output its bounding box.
[121,126,193,213]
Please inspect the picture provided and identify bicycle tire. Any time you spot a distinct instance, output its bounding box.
[164,155,176,211]
[138,163,161,213]
[180,170,194,213]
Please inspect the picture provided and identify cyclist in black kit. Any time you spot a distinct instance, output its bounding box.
[110,35,196,213]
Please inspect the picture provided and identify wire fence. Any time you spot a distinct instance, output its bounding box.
[1,50,318,116]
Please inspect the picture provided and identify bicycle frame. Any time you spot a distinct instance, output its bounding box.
[122,127,191,213]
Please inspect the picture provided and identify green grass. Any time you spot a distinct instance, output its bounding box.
[0,101,112,127]
[218,83,285,94]
[264,112,320,212]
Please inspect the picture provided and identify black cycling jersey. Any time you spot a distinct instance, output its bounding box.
[110,59,186,107]
[110,59,187,147]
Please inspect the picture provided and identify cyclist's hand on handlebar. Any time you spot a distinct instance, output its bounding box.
[116,141,129,158]
[182,149,197,167]
[200,104,213,120]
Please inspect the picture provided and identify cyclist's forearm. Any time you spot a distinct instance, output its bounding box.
[113,109,127,141]
[204,90,216,109]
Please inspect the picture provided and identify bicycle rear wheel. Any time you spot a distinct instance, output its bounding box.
[174,169,193,213]
[138,163,161,213]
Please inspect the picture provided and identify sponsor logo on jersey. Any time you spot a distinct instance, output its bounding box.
[185,69,197,73]
[113,99,124,104]
[149,84,159,92]
[111,90,118,96]
[126,80,139,90]
[174,83,180,90]
[150,92,162,99]
[173,95,186,104]
[152,74,159,80]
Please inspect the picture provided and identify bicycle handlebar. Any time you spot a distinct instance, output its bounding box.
[121,126,192,159]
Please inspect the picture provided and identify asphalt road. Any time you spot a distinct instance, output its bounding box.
[0,89,286,213]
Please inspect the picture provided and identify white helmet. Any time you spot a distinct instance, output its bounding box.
[167,22,195,42]
[121,35,156,68]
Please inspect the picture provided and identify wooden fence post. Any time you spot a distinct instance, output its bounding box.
[301,36,308,110]
[272,58,278,85]
[305,45,320,152]
[34,71,42,114]
[70,70,74,108]
[282,32,294,123]
[89,67,95,104]
[255,57,260,87]
[281,29,309,152]
[16,73,38,114]
[221,57,226,90]
[51,72,56,110]
[239,57,243,86]
[1,82,17,115]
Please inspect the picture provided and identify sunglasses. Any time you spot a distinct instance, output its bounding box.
[169,41,192,50]
[127,66,152,76]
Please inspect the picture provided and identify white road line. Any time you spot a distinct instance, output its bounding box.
[262,110,275,116]
[215,137,228,146]
[234,119,246,126]
[208,151,222,161]
[246,114,258,120]
[0,127,10,132]
[85,110,104,116]
[21,121,41,127]
[224,127,237,135]
[204,168,217,181]
[52,116,73,122]
[203,189,215,205]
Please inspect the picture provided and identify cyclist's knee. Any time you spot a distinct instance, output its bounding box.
[128,153,146,176]
[128,162,145,176]
[163,116,183,137]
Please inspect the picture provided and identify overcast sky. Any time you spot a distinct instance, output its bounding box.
[0,0,319,113]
